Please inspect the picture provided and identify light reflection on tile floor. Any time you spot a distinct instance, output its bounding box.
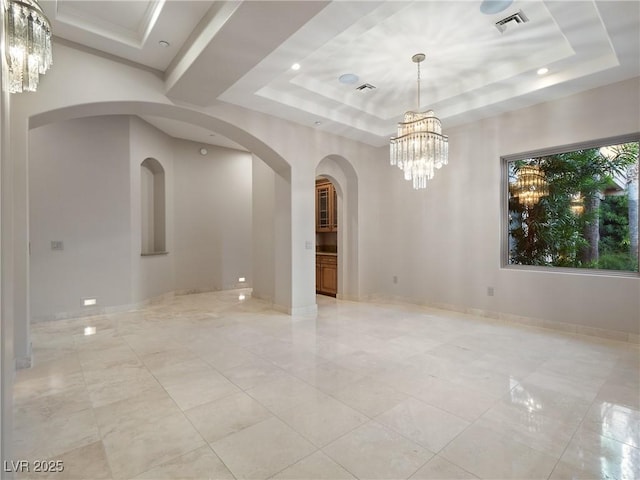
[13,290,640,479]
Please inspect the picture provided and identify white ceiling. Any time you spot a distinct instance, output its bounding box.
[40,0,640,149]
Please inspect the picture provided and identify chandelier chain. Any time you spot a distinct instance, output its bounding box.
[416,61,421,110]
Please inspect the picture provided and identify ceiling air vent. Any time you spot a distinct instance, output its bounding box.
[495,10,529,33]
[356,83,376,91]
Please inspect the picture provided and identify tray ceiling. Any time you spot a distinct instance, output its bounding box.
[40,0,640,148]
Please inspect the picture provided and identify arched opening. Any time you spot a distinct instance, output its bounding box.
[29,102,291,178]
[27,104,293,306]
[316,155,359,300]
[140,157,166,255]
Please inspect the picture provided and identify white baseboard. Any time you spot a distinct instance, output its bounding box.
[364,294,639,345]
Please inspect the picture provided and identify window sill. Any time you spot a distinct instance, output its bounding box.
[141,251,169,257]
[502,263,639,278]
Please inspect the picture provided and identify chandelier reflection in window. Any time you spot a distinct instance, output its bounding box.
[390,53,448,190]
[569,193,584,215]
[511,164,549,208]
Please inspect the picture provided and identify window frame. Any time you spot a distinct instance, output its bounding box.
[500,133,640,277]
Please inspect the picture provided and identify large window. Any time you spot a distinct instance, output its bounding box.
[503,136,639,273]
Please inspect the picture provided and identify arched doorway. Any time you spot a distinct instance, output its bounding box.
[316,155,359,300]
[315,175,338,297]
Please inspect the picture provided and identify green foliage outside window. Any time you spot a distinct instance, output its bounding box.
[507,141,639,272]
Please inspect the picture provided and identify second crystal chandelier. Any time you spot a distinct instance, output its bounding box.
[390,53,448,190]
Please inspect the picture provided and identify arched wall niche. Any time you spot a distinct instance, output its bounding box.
[140,157,166,255]
[315,154,360,300]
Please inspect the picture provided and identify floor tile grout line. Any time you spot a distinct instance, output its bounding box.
[545,390,597,480]
[318,418,436,480]
[431,380,549,479]
[125,307,249,480]
[269,394,372,448]
[98,334,213,479]
[130,444,237,480]
[264,448,323,480]
[72,338,116,480]
[206,415,308,480]
[145,313,317,479]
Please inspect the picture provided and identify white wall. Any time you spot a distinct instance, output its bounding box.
[252,154,276,302]
[375,77,640,337]
[173,140,252,292]
[29,116,132,320]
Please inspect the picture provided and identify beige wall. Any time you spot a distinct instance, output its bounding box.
[252,155,277,302]
[376,77,640,337]
[29,116,132,320]
[172,139,252,293]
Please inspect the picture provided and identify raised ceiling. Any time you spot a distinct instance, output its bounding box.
[40,0,640,148]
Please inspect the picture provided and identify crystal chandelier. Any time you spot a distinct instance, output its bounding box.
[512,164,549,207]
[4,0,53,93]
[390,53,448,190]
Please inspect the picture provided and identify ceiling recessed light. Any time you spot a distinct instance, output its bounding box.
[314,121,322,126]
[537,67,549,75]
[200,148,208,155]
[158,40,170,48]
[338,73,359,85]
[291,63,301,71]
[480,0,514,15]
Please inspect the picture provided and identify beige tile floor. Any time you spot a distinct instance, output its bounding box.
[12,290,640,479]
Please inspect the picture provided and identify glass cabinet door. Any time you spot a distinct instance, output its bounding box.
[316,184,331,231]
[316,180,337,233]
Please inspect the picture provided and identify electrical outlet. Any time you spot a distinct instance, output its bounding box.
[393,275,398,284]
[51,240,64,251]
[487,286,495,297]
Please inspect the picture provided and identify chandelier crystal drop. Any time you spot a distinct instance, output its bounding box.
[390,53,448,190]
[5,0,53,93]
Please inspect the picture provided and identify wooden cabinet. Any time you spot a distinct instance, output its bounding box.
[316,254,337,297]
[315,179,337,296]
[316,180,337,232]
